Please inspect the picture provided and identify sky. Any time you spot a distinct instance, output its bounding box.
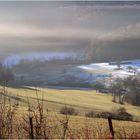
[0,1,140,60]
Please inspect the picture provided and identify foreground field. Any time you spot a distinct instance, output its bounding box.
[51,114,140,139]
[1,105,140,139]
[3,85,140,117]
[0,86,140,139]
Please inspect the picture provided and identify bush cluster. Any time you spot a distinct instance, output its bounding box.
[85,107,133,121]
[60,106,79,116]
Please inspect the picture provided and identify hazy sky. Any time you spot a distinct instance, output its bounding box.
[0,1,140,58]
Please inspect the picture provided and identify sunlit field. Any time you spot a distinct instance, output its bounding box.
[3,86,140,117]
[1,86,140,139]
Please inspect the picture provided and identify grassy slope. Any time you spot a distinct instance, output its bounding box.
[4,86,140,117]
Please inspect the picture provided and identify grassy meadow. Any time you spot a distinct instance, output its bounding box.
[0,85,140,139]
[2,85,140,117]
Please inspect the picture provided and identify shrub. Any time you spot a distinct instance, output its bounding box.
[85,111,114,119]
[85,111,96,118]
[96,112,114,118]
[85,108,133,121]
[60,107,78,116]
[115,107,133,121]
[0,96,18,139]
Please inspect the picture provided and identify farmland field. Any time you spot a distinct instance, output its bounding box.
[1,85,140,139]
[3,86,140,117]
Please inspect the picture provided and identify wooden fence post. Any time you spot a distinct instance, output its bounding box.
[108,117,114,139]
[29,117,34,139]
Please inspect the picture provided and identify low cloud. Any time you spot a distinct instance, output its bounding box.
[0,2,140,60]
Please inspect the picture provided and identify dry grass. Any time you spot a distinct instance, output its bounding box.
[0,93,140,139]
[0,85,140,139]
[3,86,140,117]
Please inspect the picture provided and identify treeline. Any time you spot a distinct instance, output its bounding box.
[110,76,140,106]
[13,57,87,68]
[0,63,14,84]
[93,76,140,106]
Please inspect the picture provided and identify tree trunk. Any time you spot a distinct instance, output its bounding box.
[112,93,116,102]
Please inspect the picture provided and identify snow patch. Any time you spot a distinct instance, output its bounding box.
[78,59,140,80]
[78,63,117,70]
